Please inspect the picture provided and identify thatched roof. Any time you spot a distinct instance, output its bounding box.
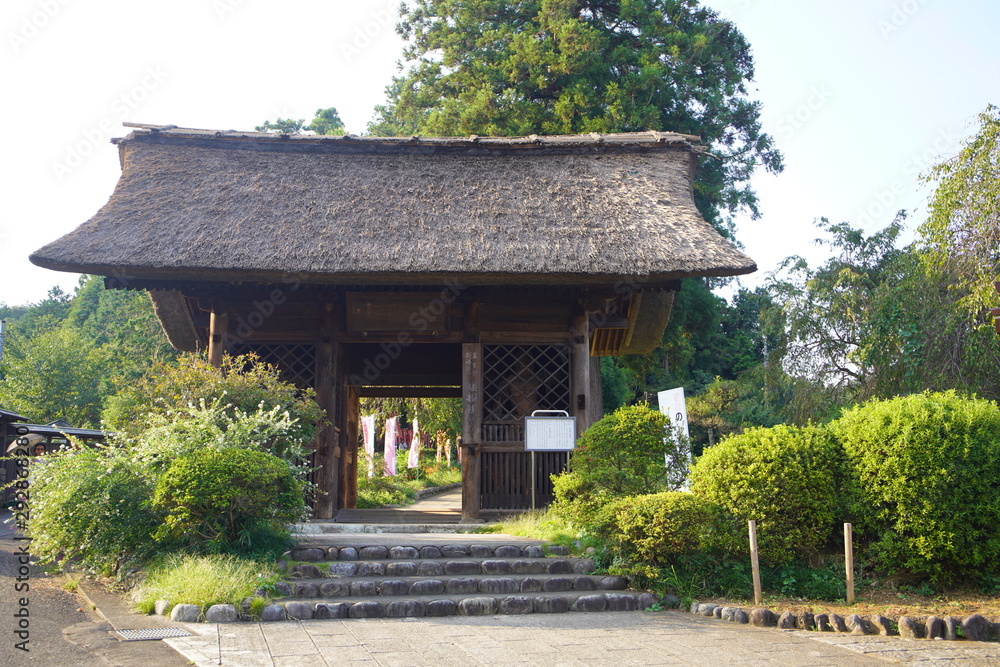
[30,124,755,286]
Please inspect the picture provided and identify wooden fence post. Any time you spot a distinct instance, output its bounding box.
[845,522,855,604]
[749,520,762,605]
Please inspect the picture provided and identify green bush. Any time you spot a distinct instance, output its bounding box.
[152,448,304,557]
[552,403,687,526]
[831,391,1000,583]
[594,492,720,569]
[103,352,323,443]
[689,424,847,564]
[28,445,159,576]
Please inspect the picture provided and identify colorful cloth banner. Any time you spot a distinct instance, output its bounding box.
[384,416,398,476]
[407,417,421,469]
[361,415,376,478]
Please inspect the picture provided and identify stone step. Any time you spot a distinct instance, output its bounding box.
[285,557,595,579]
[265,590,661,620]
[287,543,568,562]
[277,573,629,598]
[295,523,486,535]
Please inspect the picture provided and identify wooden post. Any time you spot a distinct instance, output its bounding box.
[313,302,339,519]
[343,384,360,509]
[461,343,482,521]
[207,303,229,368]
[749,520,762,605]
[570,311,591,432]
[845,523,855,604]
[587,356,603,426]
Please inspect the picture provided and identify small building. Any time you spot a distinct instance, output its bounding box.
[2,409,107,506]
[31,124,756,519]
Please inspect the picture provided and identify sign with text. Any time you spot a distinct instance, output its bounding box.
[525,414,576,452]
[657,387,689,444]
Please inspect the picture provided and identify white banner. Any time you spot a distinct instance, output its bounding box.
[361,415,376,478]
[407,417,421,469]
[384,416,398,476]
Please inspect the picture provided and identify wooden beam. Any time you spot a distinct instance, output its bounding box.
[461,343,483,521]
[356,386,463,398]
[207,303,229,368]
[313,301,339,519]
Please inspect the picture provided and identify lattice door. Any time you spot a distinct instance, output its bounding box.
[230,343,317,390]
[480,344,570,444]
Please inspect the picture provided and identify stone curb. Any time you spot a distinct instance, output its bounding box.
[413,482,463,501]
[686,601,1000,643]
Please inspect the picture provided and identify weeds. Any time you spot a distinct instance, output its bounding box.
[132,554,279,612]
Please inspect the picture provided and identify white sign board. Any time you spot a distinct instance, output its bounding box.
[657,387,689,443]
[525,416,576,452]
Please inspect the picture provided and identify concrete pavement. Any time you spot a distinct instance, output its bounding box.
[161,608,1000,666]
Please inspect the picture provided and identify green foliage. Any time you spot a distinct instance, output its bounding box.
[594,492,719,571]
[552,403,688,526]
[152,448,304,556]
[919,105,1000,316]
[103,353,323,443]
[571,403,686,494]
[355,454,462,508]
[133,554,279,613]
[306,107,346,135]
[689,424,847,563]
[26,356,320,574]
[27,445,160,575]
[831,391,1000,584]
[0,327,111,427]
[371,0,782,233]
[599,356,634,413]
[0,276,174,426]
[132,399,315,476]
[255,117,305,134]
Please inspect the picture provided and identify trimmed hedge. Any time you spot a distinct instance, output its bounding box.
[689,424,846,564]
[595,492,732,567]
[152,448,304,555]
[552,403,688,527]
[832,391,1000,584]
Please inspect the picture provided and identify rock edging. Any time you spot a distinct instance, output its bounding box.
[685,601,1000,643]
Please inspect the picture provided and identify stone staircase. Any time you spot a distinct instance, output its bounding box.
[267,542,659,620]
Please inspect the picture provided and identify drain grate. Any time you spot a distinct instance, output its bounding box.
[116,627,192,641]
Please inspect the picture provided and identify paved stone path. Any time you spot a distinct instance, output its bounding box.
[161,609,1000,666]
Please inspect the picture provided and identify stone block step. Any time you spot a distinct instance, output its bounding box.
[285,557,595,579]
[295,523,486,534]
[267,590,661,620]
[287,543,568,562]
[277,573,629,598]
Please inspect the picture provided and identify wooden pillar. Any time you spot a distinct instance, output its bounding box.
[343,385,360,509]
[313,301,340,519]
[588,355,603,426]
[570,312,592,433]
[208,302,229,368]
[461,342,483,521]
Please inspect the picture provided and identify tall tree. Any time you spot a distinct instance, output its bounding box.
[919,105,1000,316]
[370,0,782,233]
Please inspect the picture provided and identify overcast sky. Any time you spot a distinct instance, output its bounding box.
[1,0,997,307]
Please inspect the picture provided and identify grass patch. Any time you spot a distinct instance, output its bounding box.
[132,554,280,613]
[479,508,599,553]
[61,573,82,593]
[356,457,462,508]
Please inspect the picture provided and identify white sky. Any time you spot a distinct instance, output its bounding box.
[1,0,997,306]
